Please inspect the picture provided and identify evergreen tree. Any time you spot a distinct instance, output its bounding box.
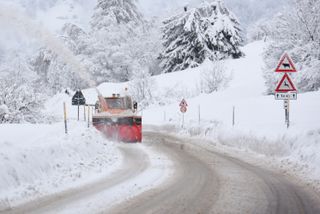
[91,0,143,31]
[88,0,149,83]
[159,0,243,73]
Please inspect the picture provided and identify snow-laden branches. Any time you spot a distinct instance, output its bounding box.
[159,1,243,73]
[0,75,46,123]
[200,61,232,93]
[129,68,156,109]
[254,0,320,93]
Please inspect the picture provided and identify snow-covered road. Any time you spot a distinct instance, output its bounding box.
[4,130,320,214]
[110,131,320,214]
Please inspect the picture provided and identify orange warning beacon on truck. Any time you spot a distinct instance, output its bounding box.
[92,89,142,142]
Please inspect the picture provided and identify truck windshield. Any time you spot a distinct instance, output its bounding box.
[105,98,125,109]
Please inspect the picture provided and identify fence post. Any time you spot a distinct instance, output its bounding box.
[232,106,235,127]
[64,102,68,134]
[198,105,201,125]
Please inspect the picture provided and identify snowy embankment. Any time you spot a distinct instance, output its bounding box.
[0,121,121,210]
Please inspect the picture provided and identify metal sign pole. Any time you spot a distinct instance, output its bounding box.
[182,113,184,128]
[284,100,287,124]
[87,105,90,128]
[287,99,290,129]
[77,99,80,121]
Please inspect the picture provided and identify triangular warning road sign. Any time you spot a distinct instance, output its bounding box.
[179,99,188,107]
[275,53,297,72]
[275,73,297,92]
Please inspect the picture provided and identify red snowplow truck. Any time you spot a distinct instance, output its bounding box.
[92,90,142,143]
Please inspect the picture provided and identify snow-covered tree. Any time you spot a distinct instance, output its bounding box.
[32,48,85,95]
[159,0,243,73]
[91,0,143,31]
[86,0,155,83]
[262,0,320,93]
[61,23,90,55]
[0,74,46,123]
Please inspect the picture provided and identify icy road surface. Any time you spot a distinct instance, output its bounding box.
[3,131,320,214]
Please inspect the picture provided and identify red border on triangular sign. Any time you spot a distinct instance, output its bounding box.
[275,73,297,92]
[275,53,297,72]
[179,99,188,107]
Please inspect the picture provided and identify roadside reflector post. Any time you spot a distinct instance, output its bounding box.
[77,102,80,121]
[84,105,86,121]
[198,105,201,125]
[87,105,90,128]
[63,102,68,134]
[232,106,235,127]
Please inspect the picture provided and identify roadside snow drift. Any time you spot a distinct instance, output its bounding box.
[0,121,121,210]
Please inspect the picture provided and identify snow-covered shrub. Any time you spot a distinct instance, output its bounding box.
[159,0,243,73]
[0,104,9,122]
[201,61,232,93]
[0,75,46,123]
[129,69,156,109]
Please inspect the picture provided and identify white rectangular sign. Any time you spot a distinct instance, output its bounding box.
[275,92,297,100]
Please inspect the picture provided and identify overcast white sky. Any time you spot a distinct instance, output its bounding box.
[137,0,200,17]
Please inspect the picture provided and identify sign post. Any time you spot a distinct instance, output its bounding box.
[63,102,68,134]
[87,105,90,128]
[72,90,86,121]
[179,99,188,128]
[274,53,297,129]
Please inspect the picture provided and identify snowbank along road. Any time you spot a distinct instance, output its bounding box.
[2,131,320,214]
